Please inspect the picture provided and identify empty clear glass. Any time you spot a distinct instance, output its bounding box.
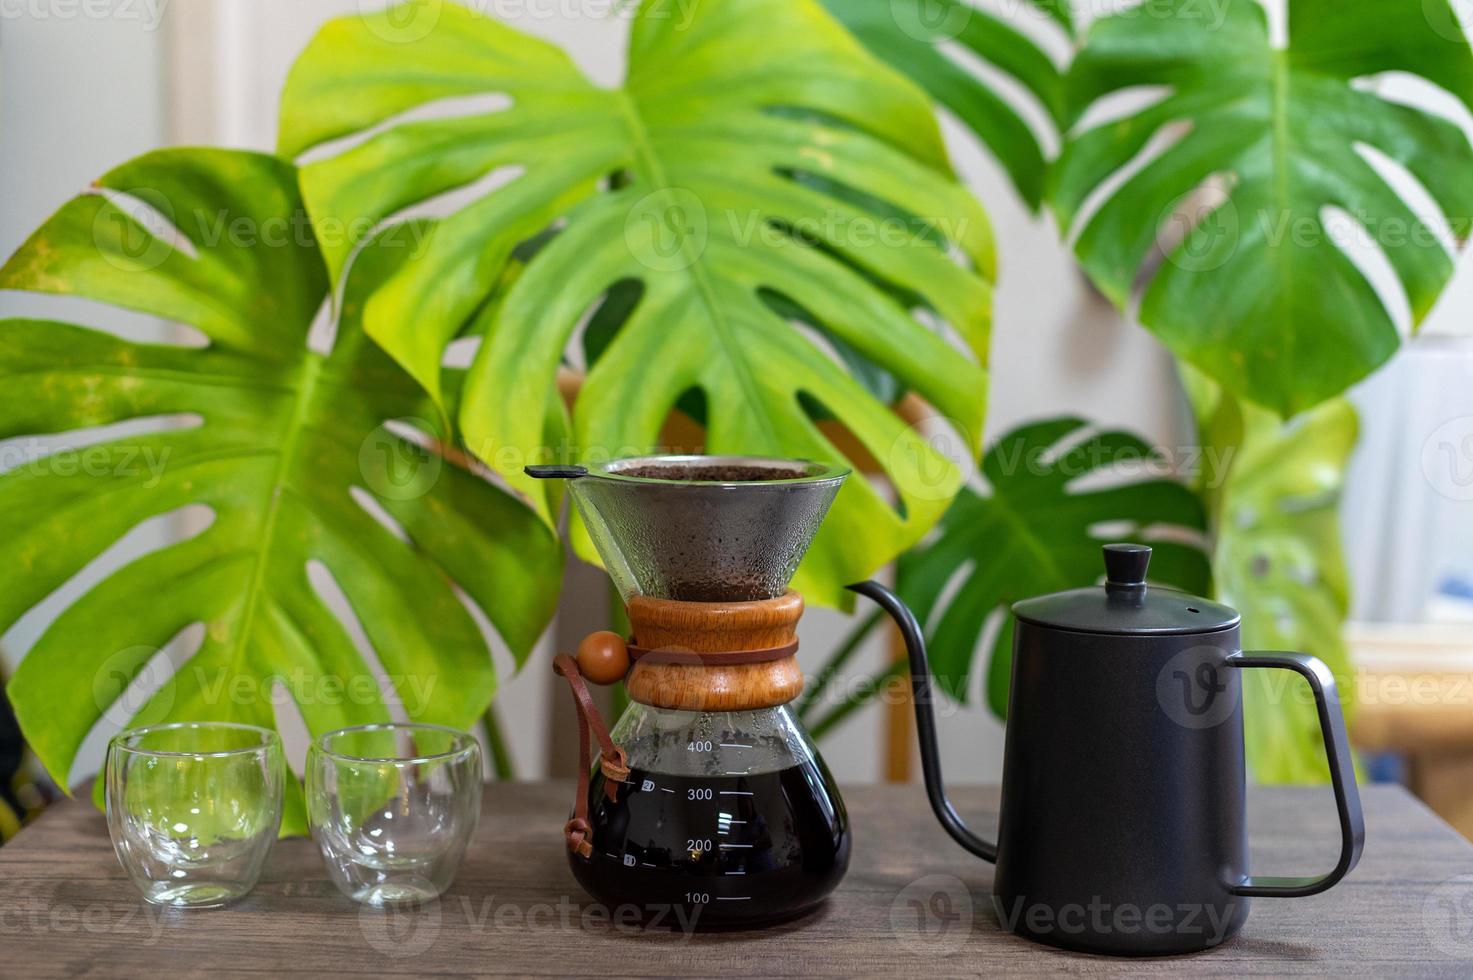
[105,722,286,908]
[307,723,481,907]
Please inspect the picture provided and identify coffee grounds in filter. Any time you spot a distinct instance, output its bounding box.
[618,464,809,483]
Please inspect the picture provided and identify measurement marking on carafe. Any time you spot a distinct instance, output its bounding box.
[715,896,751,901]
[641,862,657,868]
[719,743,751,749]
[660,787,675,793]
[719,790,753,796]
[724,870,745,875]
[720,843,753,849]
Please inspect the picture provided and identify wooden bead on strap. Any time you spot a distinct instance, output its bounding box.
[575,631,631,685]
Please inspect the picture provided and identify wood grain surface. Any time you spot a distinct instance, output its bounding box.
[626,590,803,652]
[625,590,805,710]
[1,783,1471,978]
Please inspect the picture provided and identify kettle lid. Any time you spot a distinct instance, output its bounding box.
[1011,544,1238,636]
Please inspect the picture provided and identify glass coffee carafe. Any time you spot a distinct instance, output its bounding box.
[580,703,847,925]
[527,457,852,927]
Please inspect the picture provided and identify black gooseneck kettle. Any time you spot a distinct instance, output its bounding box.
[851,543,1365,956]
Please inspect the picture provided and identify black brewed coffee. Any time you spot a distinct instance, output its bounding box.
[569,754,850,927]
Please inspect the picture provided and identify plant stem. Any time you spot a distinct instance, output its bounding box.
[483,703,516,781]
[796,609,883,723]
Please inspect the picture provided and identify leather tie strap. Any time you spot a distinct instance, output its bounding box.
[626,638,799,667]
[553,654,627,859]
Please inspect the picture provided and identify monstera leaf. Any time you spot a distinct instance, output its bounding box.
[824,0,1072,209]
[0,149,563,830]
[1187,367,1357,783]
[1052,0,1473,415]
[278,0,993,607]
[895,418,1211,716]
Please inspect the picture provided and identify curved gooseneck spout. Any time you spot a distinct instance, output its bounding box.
[848,580,997,863]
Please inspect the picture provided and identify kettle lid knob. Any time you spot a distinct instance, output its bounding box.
[1012,542,1239,635]
[1103,543,1151,593]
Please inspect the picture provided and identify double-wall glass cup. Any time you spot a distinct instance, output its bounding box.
[307,723,481,906]
[105,722,286,908]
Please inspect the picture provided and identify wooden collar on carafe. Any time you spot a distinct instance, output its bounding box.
[625,589,804,711]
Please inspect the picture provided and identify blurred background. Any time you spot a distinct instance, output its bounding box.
[3,1,1473,836]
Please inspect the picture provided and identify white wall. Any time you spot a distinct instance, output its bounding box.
[0,10,165,260]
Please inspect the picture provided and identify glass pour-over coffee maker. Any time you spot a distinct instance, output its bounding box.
[527,457,852,926]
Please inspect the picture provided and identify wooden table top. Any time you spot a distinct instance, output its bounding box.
[2,783,1472,978]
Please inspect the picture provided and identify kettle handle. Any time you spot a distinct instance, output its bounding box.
[849,581,998,863]
[1226,651,1366,897]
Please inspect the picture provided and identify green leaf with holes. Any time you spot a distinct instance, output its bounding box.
[895,418,1212,715]
[1052,0,1473,415]
[0,149,563,831]
[278,0,993,607]
[1187,366,1357,783]
[824,0,1072,209]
